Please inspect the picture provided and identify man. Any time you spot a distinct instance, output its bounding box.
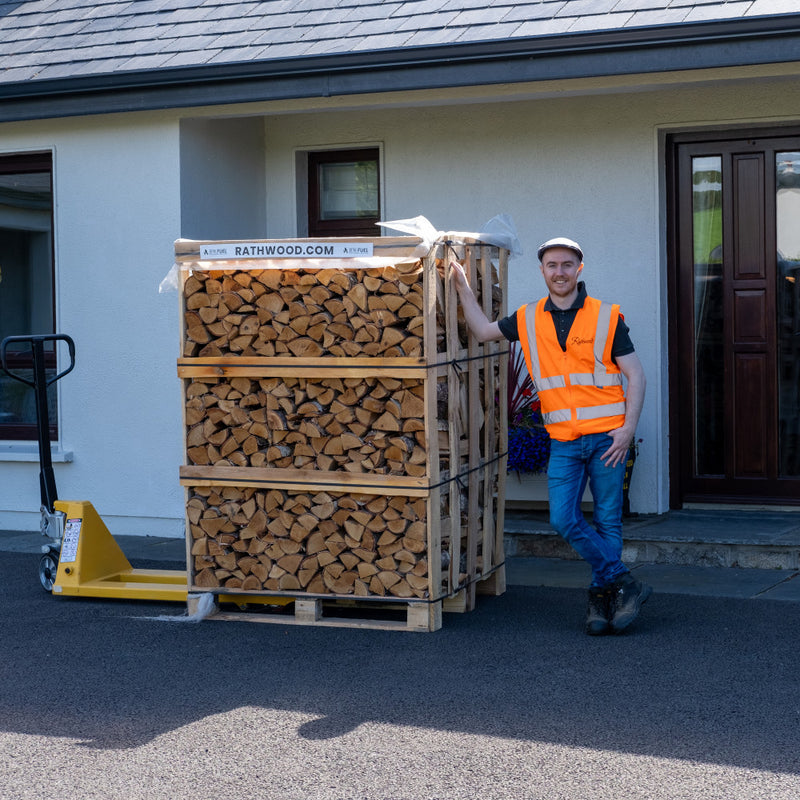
[450,237,650,635]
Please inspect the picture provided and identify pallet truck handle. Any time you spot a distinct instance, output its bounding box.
[0,333,75,387]
[0,334,76,514]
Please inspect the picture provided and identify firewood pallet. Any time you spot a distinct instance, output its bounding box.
[174,235,509,632]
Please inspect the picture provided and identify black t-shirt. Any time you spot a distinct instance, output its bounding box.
[497,282,634,362]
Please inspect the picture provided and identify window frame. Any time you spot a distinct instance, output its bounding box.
[307,147,381,237]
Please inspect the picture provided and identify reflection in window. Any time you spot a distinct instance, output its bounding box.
[307,148,380,237]
[692,156,724,476]
[0,153,56,440]
[319,160,378,220]
[776,152,800,476]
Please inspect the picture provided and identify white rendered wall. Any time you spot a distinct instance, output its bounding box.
[0,113,186,536]
[180,117,267,240]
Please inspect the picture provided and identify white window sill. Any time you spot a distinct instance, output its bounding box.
[0,444,74,463]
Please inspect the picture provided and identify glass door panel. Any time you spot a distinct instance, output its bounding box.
[692,156,724,476]
[776,151,800,477]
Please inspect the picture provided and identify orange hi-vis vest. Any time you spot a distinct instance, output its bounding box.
[517,296,627,442]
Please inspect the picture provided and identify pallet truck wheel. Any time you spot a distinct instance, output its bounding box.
[38,550,59,593]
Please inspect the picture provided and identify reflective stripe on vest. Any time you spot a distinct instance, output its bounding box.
[542,402,627,426]
[589,302,624,388]
[576,401,627,421]
[542,408,571,425]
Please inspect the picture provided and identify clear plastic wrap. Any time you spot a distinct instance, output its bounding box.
[378,213,523,257]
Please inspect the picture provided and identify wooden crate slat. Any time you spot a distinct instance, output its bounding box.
[480,244,499,576]
[180,465,430,494]
[444,243,462,599]
[178,356,428,379]
[495,247,510,575]
[464,244,481,611]
[421,253,444,608]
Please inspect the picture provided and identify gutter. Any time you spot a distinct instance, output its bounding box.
[1,14,800,122]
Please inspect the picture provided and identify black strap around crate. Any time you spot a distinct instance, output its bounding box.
[428,452,508,492]
[445,348,510,375]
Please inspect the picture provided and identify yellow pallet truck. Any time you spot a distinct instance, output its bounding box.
[1,334,287,610]
[2,333,188,601]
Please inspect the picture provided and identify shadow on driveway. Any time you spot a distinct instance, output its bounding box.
[2,551,798,777]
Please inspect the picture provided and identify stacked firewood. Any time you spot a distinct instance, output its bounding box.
[182,263,433,359]
[185,375,428,477]
[178,243,506,609]
[188,486,432,598]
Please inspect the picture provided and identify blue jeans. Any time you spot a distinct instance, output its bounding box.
[547,432,628,589]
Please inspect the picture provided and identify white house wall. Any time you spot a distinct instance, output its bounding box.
[0,113,185,536]
[2,71,799,534]
[180,117,267,241]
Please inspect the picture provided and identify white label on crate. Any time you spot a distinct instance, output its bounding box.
[199,242,374,259]
[60,518,82,564]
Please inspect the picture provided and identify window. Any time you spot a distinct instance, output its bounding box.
[0,152,56,441]
[307,148,380,237]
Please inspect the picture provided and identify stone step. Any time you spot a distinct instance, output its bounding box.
[504,509,800,571]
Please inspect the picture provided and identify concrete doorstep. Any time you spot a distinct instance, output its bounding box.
[505,508,800,570]
[503,507,800,602]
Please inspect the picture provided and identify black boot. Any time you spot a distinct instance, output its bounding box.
[585,586,612,636]
[609,572,652,633]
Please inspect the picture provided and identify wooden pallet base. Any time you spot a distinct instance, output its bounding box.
[187,564,505,631]
[188,592,444,632]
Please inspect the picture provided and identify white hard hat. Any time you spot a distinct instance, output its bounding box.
[537,237,583,262]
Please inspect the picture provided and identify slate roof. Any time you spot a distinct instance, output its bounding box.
[0,0,797,85]
[1,1,799,120]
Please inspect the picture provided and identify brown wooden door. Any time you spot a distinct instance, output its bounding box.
[669,131,800,505]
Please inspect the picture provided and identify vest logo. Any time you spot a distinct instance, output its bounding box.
[570,336,594,347]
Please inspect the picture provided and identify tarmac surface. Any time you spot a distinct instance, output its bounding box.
[1,527,799,800]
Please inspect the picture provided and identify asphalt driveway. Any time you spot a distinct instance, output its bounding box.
[1,550,799,800]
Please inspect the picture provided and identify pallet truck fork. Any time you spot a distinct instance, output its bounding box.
[1,334,187,602]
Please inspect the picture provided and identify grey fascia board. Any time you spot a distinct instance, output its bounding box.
[2,14,800,122]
